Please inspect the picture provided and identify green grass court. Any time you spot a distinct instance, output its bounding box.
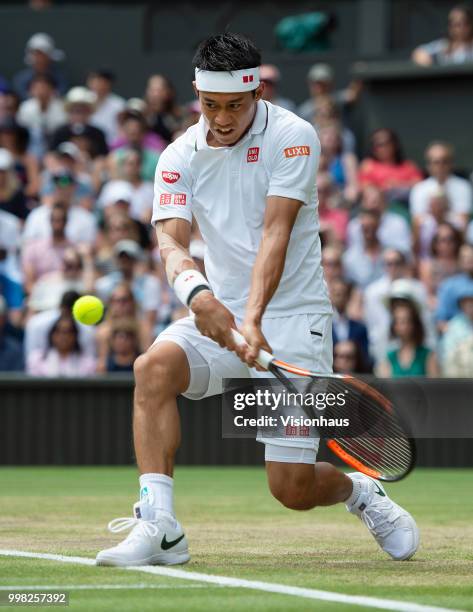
[0,467,472,611]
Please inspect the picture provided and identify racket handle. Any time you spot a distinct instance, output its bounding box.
[231,329,274,370]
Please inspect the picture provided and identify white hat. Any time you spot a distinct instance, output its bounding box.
[0,148,13,171]
[25,33,65,63]
[114,239,144,260]
[99,180,134,207]
[308,63,334,82]
[384,279,424,312]
[56,141,81,161]
[65,87,97,108]
[125,98,147,114]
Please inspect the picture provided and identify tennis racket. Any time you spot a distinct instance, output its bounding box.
[231,330,415,482]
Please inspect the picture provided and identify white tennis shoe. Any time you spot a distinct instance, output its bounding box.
[96,500,189,567]
[346,472,419,561]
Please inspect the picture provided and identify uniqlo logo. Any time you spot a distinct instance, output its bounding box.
[159,193,172,205]
[285,425,298,436]
[247,147,259,163]
[242,75,254,83]
[173,194,187,205]
[284,146,311,158]
[299,426,310,437]
[162,171,180,184]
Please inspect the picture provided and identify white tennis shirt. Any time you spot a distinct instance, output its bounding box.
[152,100,331,319]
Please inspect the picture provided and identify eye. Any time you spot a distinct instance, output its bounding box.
[205,102,217,110]
[230,104,241,110]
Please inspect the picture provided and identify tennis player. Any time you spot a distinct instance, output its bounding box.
[97,33,419,566]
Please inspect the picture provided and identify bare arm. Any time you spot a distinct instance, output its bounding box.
[239,195,302,365]
[156,218,237,350]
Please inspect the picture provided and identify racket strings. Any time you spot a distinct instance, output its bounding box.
[302,375,413,480]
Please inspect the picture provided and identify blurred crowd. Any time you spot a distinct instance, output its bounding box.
[1,4,473,379]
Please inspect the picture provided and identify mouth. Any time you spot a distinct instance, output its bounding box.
[214,127,234,138]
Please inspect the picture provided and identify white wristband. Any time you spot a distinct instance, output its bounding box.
[173,270,211,307]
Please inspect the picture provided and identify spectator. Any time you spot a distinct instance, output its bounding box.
[22,170,97,246]
[102,148,153,223]
[21,202,72,294]
[378,300,439,377]
[28,247,94,314]
[412,5,473,66]
[330,278,370,366]
[259,64,296,111]
[343,210,385,289]
[24,290,96,359]
[413,187,463,259]
[40,142,94,211]
[13,33,68,100]
[17,74,67,159]
[0,90,20,123]
[95,240,161,349]
[0,148,28,220]
[442,283,473,376]
[358,128,423,204]
[87,69,125,145]
[333,339,371,374]
[322,244,344,287]
[436,243,473,330]
[418,222,462,309]
[363,255,432,364]
[0,208,22,282]
[0,295,24,371]
[50,87,108,159]
[95,210,140,275]
[317,172,348,244]
[313,96,356,154]
[409,141,472,228]
[144,75,182,144]
[347,186,412,254]
[105,318,140,373]
[26,314,96,376]
[109,112,160,181]
[95,282,142,372]
[297,63,362,124]
[0,118,41,198]
[318,124,359,204]
[0,263,24,328]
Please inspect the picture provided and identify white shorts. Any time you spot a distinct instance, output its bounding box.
[154,312,333,461]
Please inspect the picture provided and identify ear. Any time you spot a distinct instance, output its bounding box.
[254,83,265,101]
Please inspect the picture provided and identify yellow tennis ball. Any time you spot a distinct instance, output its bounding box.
[72,295,104,325]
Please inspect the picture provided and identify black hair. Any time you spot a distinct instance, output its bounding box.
[89,69,115,83]
[29,73,57,89]
[60,290,82,311]
[47,315,81,355]
[192,32,261,71]
[390,300,425,347]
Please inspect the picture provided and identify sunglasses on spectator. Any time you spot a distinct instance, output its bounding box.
[335,351,356,359]
[384,258,403,266]
[54,327,75,335]
[53,175,75,187]
[372,139,392,148]
[111,296,132,303]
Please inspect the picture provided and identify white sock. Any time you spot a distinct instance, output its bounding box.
[345,475,362,508]
[139,473,174,517]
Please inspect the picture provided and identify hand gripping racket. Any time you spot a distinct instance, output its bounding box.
[231,330,415,481]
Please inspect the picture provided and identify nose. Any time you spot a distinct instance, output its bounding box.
[214,111,232,127]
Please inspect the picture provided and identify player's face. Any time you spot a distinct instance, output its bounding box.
[197,87,263,146]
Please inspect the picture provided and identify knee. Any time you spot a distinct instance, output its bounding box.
[133,350,184,398]
[268,472,316,511]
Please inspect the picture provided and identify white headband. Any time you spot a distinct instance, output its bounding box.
[195,67,260,93]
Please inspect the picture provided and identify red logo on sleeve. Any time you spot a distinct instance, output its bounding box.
[159,193,172,205]
[173,194,187,205]
[247,147,259,163]
[284,146,311,158]
[162,171,180,184]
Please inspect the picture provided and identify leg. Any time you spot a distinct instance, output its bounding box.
[266,460,352,510]
[133,340,189,476]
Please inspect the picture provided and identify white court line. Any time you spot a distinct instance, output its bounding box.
[0,584,209,591]
[0,549,464,612]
